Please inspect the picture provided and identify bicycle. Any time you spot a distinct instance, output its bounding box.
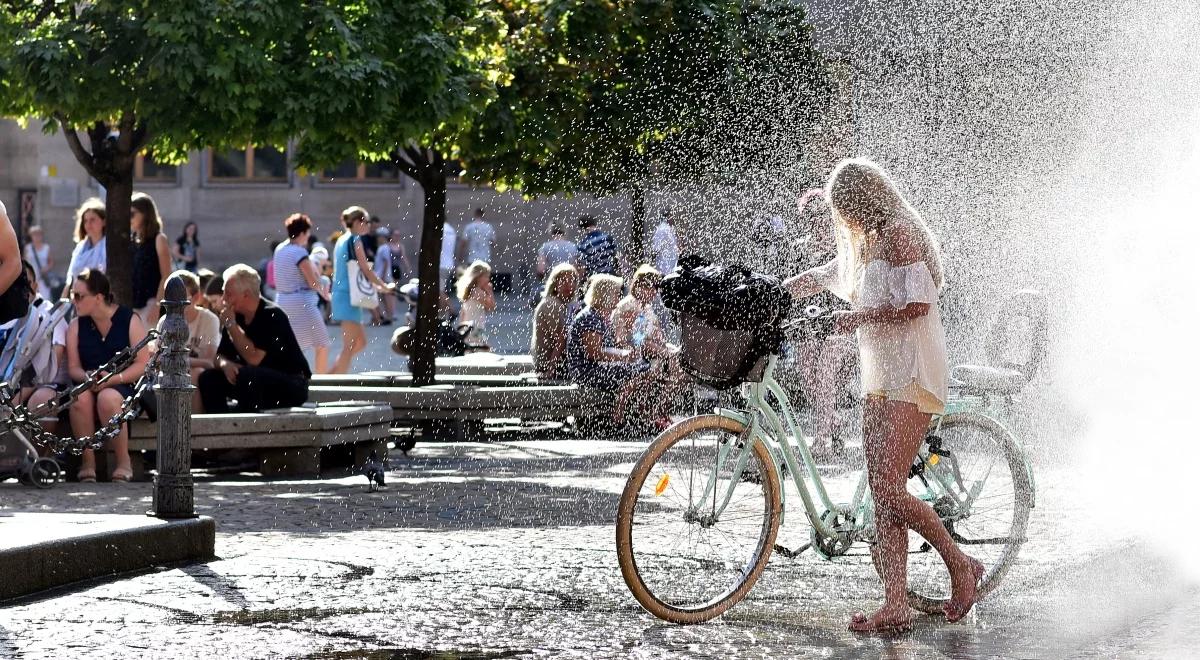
[615,316,1036,624]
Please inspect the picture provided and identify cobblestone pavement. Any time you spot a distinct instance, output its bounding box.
[1,439,1197,659]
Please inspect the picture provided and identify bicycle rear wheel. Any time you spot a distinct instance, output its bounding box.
[904,412,1034,613]
[616,415,781,624]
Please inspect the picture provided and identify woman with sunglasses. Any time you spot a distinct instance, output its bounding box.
[66,268,149,483]
[329,206,394,374]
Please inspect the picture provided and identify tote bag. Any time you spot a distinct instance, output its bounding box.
[348,260,380,309]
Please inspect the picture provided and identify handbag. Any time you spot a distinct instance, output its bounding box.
[348,260,380,310]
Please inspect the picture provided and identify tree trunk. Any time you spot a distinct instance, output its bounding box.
[630,183,646,264]
[103,172,135,306]
[409,155,447,386]
[58,116,143,307]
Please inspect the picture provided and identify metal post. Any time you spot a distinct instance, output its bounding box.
[151,275,195,519]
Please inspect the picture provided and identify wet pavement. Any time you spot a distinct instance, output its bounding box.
[0,438,1196,659]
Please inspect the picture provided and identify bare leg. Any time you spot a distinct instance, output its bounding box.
[97,388,133,479]
[313,345,330,375]
[70,390,97,479]
[853,396,979,631]
[189,367,205,412]
[332,321,366,374]
[27,387,57,430]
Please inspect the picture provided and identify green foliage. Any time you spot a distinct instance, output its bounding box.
[464,0,830,197]
[294,0,506,171]
[0,1,411,163]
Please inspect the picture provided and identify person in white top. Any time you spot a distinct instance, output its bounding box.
[784,158,980,634]
[459,208,496,264]
[440,222,457,295]
[455,260,495,348]
[24,225,54,300]
[649,211,680,274]
[155,270,220,411]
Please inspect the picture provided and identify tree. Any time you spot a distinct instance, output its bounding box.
[0,1,394,304]
[296,0,506,385]
[299,1,827,385]
[467,0,830,258]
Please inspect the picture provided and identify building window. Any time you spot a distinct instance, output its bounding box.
[135,152,178,183]
[208,146,288,182]
[319,160,402,184]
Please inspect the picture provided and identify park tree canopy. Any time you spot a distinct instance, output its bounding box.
[467,0,830,257]
[0,0,397,305]
[301,0,827,385]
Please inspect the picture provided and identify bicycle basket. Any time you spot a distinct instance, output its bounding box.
[678,314,782,389]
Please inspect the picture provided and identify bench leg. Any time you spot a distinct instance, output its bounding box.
[260,448,321,478]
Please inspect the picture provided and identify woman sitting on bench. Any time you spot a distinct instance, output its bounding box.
[67,269,149,483]
[565,274,664,429]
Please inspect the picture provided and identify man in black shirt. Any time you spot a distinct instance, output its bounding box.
[198,264,311,413]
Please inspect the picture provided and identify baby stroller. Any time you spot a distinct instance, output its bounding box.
[0,300,73,488]
[395,278,484,357]
[0,426,60,488]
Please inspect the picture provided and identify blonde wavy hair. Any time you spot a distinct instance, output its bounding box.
[455,260,492,301]
[542,262,579,300]
[824,158,944,301]
[584,273,623,309]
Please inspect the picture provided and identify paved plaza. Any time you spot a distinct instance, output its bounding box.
[1,438,1196,658]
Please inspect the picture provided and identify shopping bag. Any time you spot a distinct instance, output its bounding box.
[348,261,380,309]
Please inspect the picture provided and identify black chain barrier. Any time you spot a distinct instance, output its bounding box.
[0,329,161,454]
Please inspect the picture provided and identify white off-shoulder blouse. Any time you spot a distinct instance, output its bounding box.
[813,258,948,407]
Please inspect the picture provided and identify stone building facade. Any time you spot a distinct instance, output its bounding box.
[0,121,632,289]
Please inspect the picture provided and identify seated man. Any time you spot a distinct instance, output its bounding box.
[198,264,311,413]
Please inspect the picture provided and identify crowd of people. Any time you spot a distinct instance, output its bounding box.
[1,190,844,461]
[3,190,855,475]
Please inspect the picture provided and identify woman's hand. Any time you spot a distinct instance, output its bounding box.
[90,370,110,392]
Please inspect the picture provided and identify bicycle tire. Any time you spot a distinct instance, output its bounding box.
[903,412,1034,614]
[616,414,781,624]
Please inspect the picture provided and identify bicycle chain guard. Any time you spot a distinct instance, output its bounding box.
[810,508,856,559]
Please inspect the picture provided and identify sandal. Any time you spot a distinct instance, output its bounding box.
[111,468,133,483]
[848,610,913,635]
[76,469,97,483]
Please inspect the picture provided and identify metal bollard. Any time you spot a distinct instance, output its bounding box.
[150,275,195,519]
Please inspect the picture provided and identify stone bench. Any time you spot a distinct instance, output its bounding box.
[311,371,545,389]
[306,383,614,440]
[126,402,392,477]
[434,353,535,376]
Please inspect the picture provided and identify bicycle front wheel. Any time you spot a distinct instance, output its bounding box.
[616,415,781,624]
[905,412,1034,613]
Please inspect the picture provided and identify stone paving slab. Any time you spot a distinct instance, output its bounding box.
[0,513,216,601]
[0,441,1196,657]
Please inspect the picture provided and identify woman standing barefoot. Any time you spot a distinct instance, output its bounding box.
[784,158,982,633]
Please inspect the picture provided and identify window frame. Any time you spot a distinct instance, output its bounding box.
[133,152,181,187]
[204,145,292,187]
[312,160,406,189]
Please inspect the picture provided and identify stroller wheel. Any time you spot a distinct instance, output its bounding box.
[30,457,61,489]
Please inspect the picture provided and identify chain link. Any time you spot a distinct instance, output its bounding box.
[0,329,161,454]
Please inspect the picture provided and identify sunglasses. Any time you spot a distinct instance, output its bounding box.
[70,291,93,301]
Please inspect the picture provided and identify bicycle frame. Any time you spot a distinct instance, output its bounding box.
[690,354,980,548]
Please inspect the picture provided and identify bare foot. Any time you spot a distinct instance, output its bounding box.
[848,605,912,634]
[944,555,985,622]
